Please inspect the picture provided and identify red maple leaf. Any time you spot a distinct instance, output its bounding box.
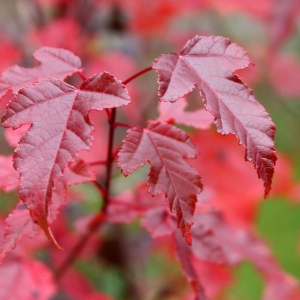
[118,121,202,245]
[152,35,276,197]
[2,72,130,247]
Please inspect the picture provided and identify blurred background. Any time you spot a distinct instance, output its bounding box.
[0,0,300,299]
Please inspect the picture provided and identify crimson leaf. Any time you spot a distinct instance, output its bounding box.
[117,121,202,245]
[0,47,82,100]
[2,72,130,247]
[152,35,276,197]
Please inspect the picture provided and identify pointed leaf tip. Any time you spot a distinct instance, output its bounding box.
[39,219,63,251]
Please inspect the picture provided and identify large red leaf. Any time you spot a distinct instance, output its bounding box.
[0,47,82,100]
[152,35,276,197]
[2,72,130,246]
[117,121,202,245]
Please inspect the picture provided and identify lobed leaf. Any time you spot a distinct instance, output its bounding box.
[0,47,82,99]
[2,72,130,246]
[152,35,276,197]
[118,121,202,245]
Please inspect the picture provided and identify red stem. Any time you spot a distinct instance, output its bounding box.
[92,181,106,198]
[122,66,153,85]
[54,212,105,279]
[88,160,107,166]
[113,122,133,129]
[78,71,87,81]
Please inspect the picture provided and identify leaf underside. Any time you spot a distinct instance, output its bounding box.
[2,72,130,245]
[152,35,277,197]
[118,121,202,245]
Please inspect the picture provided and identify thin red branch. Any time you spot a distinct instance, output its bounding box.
[88,160,107,166]
[113,122,133,129]
[78,71,87,81]
[92,181,106,198]
[122,66,153,85]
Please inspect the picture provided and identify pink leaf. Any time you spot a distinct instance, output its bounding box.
[2,72,130,246]
[0,258,56,299]
[0,155,19,192]
[63,159,96,186]
[157,97,214,129]
[118,121,202,245]
[0,204,39,263]
[189,212,300,299]
[152,35,276,197]
[141,208,176,239]
[0,47,82,99]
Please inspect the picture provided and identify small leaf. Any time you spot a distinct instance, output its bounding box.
[0,258,56,299]
[118,121,202,245]
[0,47,82,100]
[141,208,175,239]
[152,35,276,197]
[0,204,39,263]
[2,72,130,245]
[0,155,19,192]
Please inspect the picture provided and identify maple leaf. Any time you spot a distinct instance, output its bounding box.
[152,35,276,197]
[141,208,176,239]
[0,257,56,299]
[118,121,202,245]
[0,47,82,100]
[2,72,130,247]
